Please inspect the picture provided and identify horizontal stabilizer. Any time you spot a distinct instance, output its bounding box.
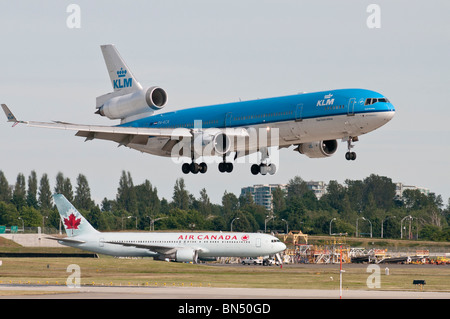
[47,237,86,244]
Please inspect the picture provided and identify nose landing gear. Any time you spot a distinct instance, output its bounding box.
[345,136,358,161]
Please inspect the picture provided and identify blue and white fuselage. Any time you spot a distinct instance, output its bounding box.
[2,44,395,175]
[122,88,394,155]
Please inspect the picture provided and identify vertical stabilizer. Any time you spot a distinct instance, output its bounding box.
[53,194,99,237]
[100,44,142,93]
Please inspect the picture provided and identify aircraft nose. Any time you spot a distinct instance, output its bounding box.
[385,107,395,122]
[280,242,287,251]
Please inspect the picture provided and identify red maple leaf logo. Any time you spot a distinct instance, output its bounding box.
[64,213,81,230]
[241,235,249,241]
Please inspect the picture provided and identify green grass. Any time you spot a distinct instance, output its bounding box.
[1,235,449,293]
[0,257,449,292]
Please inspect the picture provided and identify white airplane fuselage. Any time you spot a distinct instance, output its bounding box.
[59,231,286,260]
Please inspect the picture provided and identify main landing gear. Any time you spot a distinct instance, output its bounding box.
[251,163,277,175]
[182,162,207,174]
[345,136,358,161]
[250,147,277,175]
[218,154,233,173]
[218,162,233,173]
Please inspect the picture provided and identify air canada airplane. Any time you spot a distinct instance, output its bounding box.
[50,194,286,263]
[2,44,395,175]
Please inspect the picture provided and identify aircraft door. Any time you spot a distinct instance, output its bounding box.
[295,104,303,122]
[225,112,232,127]
[256,238,261,248]
[99,238,104,247]
[347,98,356,116]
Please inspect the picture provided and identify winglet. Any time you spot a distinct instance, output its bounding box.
[1,104,22,126]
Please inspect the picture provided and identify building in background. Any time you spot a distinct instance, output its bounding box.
[241,181,431,212]
[395,182,430,199]
[240,184,286,211]
[241,181,328,212]
[305,181,327,200]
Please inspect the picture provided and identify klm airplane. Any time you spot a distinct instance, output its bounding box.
[2,44,395,175]
[50,194,286,263]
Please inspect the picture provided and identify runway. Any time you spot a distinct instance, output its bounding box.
[1,284,449,299]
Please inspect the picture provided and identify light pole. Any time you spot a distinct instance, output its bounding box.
[356,217,372,238]
[356,217,363,237]
[329,218,337,235]
[401,215,412,239]
[147,216,151,231]
[231,217,239,232]
[128,216,137,229]
[147,216,168,231]
[122,216,133,230]
[366,217,373,238]
[265,215,274,233]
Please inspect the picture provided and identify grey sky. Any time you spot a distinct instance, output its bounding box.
[1,1,449,205]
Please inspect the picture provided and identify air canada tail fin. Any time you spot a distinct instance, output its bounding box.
[53,194,99,237]
[100,44,142,93]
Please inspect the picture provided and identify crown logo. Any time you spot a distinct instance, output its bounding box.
[117,67,127,78]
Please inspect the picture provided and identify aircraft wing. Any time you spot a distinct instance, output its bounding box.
[27,120,191,145]
[2,104,251,153]
[2,104,192,145]
[104,241,179,255]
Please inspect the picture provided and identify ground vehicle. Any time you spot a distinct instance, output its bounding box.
[241,258,262,265]
[241,257,281,266]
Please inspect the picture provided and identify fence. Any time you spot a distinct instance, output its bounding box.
[0,226,60,235]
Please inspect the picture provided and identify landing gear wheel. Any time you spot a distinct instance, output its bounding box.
[251,164,260,175]
[190,162,200,174]
[219,162,233,173]
[268,163,277,175]
[182,162,208,174]
[250,163,277,175]
[199,162,207,174]
[345,152,357,161]
[182,163,191,174]
[260,164,268,175]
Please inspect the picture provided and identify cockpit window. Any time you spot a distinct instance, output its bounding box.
[365,97,390,105]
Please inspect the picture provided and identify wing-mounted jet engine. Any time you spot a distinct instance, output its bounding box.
[295,140,338,158]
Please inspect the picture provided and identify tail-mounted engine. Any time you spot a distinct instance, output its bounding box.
[96,86,167,121]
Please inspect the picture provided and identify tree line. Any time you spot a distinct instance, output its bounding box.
[0,170,449,241]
